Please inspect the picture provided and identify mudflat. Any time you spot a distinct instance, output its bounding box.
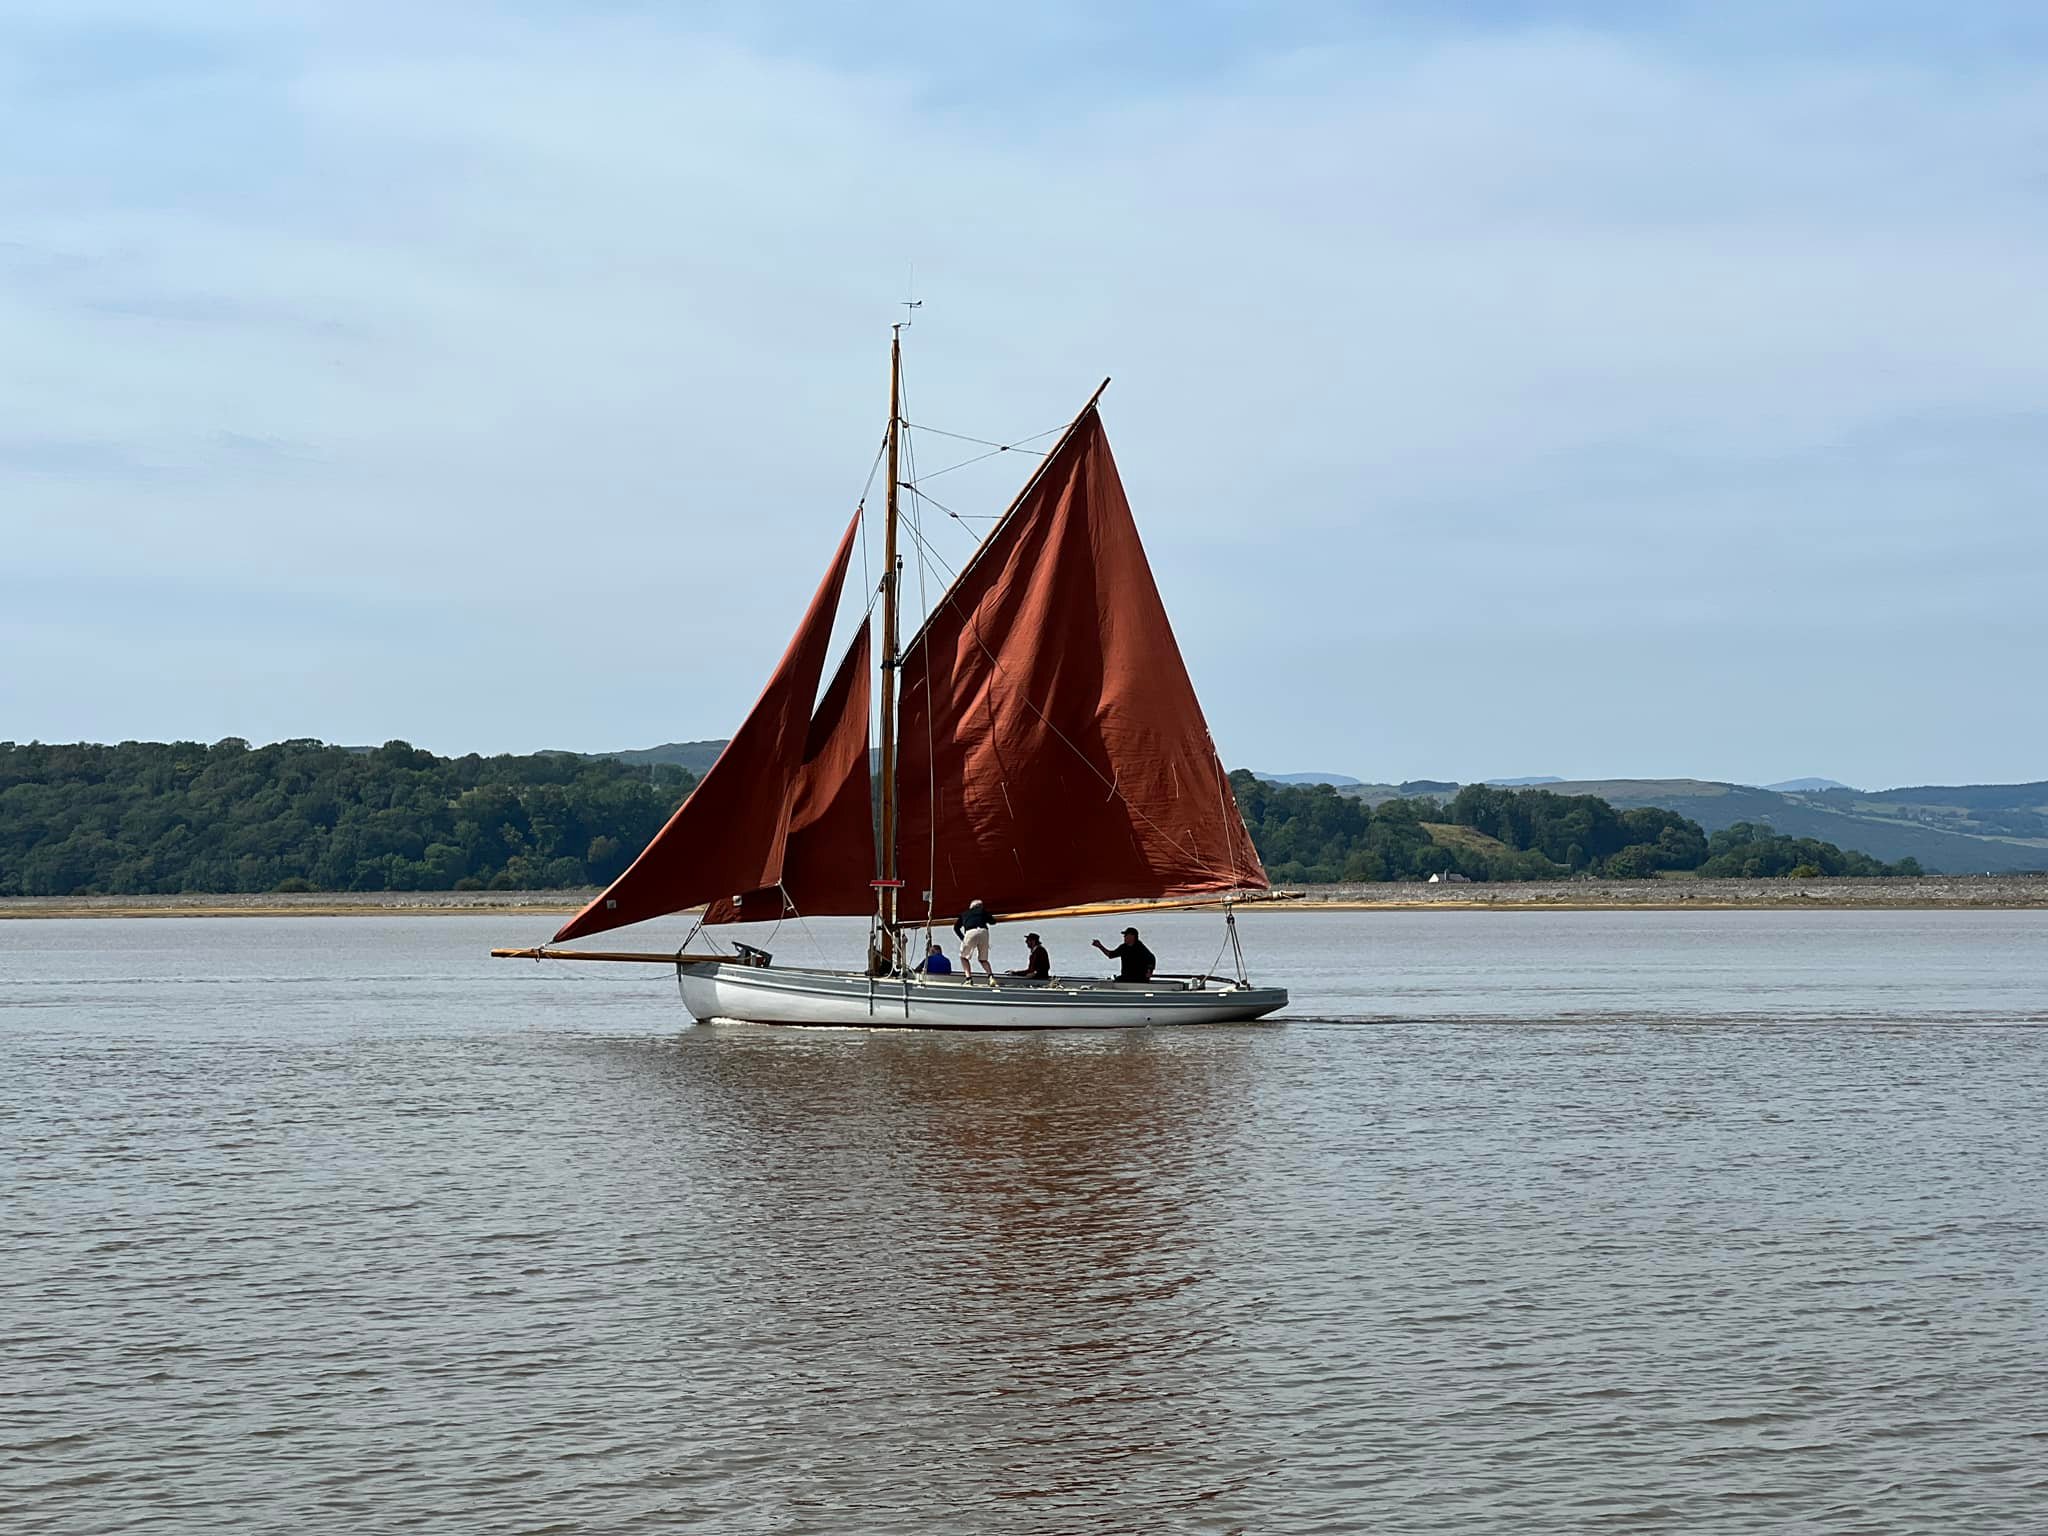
[1286,873,2048,910]
[4,873,2045,919]
[0,890,598,920]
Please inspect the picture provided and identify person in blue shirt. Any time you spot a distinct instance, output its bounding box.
[914,941,953,976]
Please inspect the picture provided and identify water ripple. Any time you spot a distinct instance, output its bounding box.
[1,911,2044,1531]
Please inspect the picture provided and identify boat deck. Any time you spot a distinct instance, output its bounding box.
[677,960,1288,1029]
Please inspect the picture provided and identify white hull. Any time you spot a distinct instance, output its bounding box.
[676,962,1287,1029]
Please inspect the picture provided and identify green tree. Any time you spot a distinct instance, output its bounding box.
[0,739,696,895]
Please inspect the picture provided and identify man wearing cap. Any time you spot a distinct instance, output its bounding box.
[1007,931,1052,981]
[953,898,994,982]
[1092,926,1156,982]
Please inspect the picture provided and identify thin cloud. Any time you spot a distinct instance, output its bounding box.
[2,4,2044,784]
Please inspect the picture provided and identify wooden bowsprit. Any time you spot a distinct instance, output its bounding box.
[491,947,731,965]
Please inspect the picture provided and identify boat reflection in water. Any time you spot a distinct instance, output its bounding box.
[594,1023,1283,1521]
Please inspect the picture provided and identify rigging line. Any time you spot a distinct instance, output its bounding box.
[905,411,941,926]
[864,378,897,856]
[903,482,998,522]
[1208,738,1256,886]
[895,358,944,924]
[1206,920,1233,982]
[899,355,918,630]
[900,355,942,643]
[901,420,1063,452]
[906,425,1061,483]
[911,444,1027,483]
[679,911,709,955]
[897,381,1107,663]
[777,883,829,965]
[899,355,926,927]
[902,482,998,525]
[892,513,1246,887]
[854,429,887,602]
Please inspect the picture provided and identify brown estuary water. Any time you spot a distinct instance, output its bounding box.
[3,909,2045,1533]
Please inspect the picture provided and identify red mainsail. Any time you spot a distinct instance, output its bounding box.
[552,514,861,943]
[893,408,1267,921]
[702,624,876,924]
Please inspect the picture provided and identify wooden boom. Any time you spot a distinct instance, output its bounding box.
[897,891,1302,928]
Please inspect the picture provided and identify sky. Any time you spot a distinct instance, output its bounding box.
[4,1,2045,791]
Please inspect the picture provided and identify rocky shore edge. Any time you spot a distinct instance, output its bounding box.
[4,873,2045,920]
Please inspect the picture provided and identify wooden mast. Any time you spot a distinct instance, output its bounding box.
[877,328,903,950]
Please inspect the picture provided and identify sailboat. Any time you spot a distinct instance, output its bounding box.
[494,331,1288,1028]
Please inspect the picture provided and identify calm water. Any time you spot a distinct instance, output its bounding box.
[3,909,2045,1534]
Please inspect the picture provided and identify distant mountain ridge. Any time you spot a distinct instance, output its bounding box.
[564,740,728,775]
[570,745,2048,875]
[1323,777,2046,874]
[1551,779,2048,872]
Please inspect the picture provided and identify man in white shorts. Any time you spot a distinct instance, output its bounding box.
[954,897,994,982]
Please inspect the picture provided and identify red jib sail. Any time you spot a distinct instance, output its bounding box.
[702,624,876,924]
[894,407,1267,921]
[553,515,861,943]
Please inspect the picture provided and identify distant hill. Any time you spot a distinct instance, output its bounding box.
[1533,779,2047,874]
[14,736,2035,893]
[1398,780,1460,798]
[569,740,729,775]
[1320,775,2048,873]
[529,740,2048,874]
[1862,780,2048,815]
[1334,780,1460,806]
[1833,780,2048,842]
[1234,772,1922,883]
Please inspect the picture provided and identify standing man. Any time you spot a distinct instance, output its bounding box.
[954,897,994,982]
[1007,931,1051,981]
[1092,926,1156,982]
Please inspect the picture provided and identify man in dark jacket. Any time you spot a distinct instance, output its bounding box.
[1092,926,1156,982]
[1007,931,1051,980]
[953,898,994,981]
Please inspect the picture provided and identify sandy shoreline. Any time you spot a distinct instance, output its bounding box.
[1276,874,2048,911]
[0,890,598,920]
[4,875,2046,920]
